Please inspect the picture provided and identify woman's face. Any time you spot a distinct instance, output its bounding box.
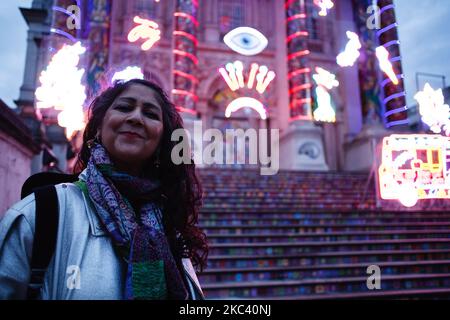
[100,84,164,173]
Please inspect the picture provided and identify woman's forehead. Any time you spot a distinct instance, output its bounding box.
[116,84,162,110]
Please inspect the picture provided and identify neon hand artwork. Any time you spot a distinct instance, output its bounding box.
[312,67,339,123]
[111,66,144,83]
[223,27,268,56]
[219,60,274,120]
[375,46,399,85]
[127,16,161,51]
[336,31,361,67]
[219,61,275,94]
[314,0,334,16]
[35,42,86,139]
[379,134,450,208]
[414,83,450,135]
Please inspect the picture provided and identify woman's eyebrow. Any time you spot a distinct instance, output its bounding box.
[116,97,136,104]
[117,97,162,114]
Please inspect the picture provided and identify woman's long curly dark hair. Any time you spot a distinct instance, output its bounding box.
[74,79,208,271]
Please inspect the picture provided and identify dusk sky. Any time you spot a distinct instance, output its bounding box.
[0,0,449,108]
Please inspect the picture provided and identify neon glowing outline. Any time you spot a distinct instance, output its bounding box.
[35,42,86,139]
[312,67,339,123]
[111,66,144,83]
[414,83,450,135]
[223,27,268,56]
[378,134,450,207]
[313,0,334,17]
[375,46,399,85]
[225,97,267,120]
[219,61,276,94]
[127,16,161,51]
[336,31,361,67]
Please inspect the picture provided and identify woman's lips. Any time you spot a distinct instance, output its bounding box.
[119,131,144,139]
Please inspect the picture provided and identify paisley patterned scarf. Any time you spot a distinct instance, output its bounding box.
[76,143,188,300]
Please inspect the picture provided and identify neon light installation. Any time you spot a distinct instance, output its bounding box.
[225,97,267,120]
[285,0,313,120]
[414,83,450,135]
[375,46,399,85]
[223,27,268,56]
[336,31,361,67]
[379,134,450,207]
[219,61,276,94]
[172,0,199,113]
[377,0,408,128]
[127,16,161,51]
[313,0,334,17]
[312,67,339,123]
[35,42,86,139]
[111,66,144,83]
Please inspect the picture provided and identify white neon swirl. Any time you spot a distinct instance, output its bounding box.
[225,97,267,120]
[375,46,399,85]
[336,31,361,67]
[111,66,144,83]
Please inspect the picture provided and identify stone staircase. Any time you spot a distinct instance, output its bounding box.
[197,168,450,299]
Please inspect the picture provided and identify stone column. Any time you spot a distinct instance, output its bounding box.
[280,0,328,171]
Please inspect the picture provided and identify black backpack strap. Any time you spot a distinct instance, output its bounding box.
[27,185,59,300]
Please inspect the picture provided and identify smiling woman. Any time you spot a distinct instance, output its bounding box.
[0,79,207,300]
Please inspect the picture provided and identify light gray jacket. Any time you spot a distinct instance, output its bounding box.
[0,173,203,300]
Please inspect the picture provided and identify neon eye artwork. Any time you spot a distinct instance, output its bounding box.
[127,16,161,51]
[111,66,144,84]
[223,27,268,56]
[336,31,361,67]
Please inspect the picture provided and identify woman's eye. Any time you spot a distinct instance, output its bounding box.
[115,105,132,112]
[223,27,268,56]
[144,112,159,119]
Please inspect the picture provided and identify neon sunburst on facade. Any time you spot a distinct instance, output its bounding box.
[35,42,86,139]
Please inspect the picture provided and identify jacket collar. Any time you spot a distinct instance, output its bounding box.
[78,169,107,237]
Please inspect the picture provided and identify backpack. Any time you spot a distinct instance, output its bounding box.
[21,172,79,299]
[21,172,204,300]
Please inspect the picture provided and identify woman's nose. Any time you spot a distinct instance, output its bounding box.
[126,107,144,125]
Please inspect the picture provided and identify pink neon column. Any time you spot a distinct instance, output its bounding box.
[172,0,199,115]
[285,0,313,121]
